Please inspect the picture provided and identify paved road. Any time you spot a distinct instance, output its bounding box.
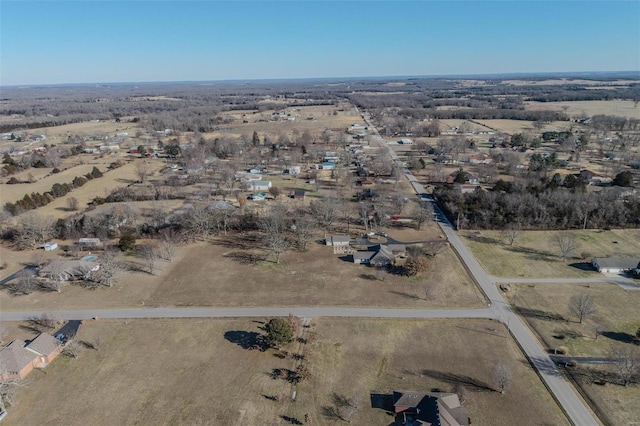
[0,307,498,322]
[0,112,602,424]
[361,110,599,426]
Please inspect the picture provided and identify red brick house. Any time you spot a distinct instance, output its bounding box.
[0,333,62,381]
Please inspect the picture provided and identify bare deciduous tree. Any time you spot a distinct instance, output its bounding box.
[492,361,512,394]
[14,212,55,250]
[135,160,151,183]
[569,293,595,324]
[28,313,57,331]
[139,244,158,275]
[11,271,37,295]
[310,197,341,239]
[92,251,123,288]
[609,346,639,386]
[501,224,522,246]
[551,231,579,261]
[66,196,79,211]
[62,338,80,359]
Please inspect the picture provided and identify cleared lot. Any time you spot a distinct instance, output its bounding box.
[461,229,640,278]
[4,318,568,426]
[508,283,640,425]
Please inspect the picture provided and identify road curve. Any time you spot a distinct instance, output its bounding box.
[361,110,598,426]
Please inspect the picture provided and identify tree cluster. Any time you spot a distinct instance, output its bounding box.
[434,183,640,230]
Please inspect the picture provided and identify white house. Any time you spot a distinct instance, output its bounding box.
[250,181,272,191]
[591,257,640,273]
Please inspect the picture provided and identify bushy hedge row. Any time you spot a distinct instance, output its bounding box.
[4,166,103,215]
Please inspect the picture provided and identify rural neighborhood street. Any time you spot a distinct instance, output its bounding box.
[361,111,600,426]
[0,113,607,425]
[0,307,498,322]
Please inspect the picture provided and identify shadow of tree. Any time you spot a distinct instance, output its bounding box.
[514,306,565,322]
[360,273,378,281]
[388,290,421,300]
[601,331,635,344]
[569,262,596,271]
[223,330,265,351]
[214,233,264,250]
[466,234,500,245]
[421,369,494,392]
[524,356,562,377]
[223,251,266,266]
[280,415,303,424]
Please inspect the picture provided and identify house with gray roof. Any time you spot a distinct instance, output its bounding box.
[591,257,640,274]
[0,333,62,380]
[39,260,100,281]
[352,244,406,267]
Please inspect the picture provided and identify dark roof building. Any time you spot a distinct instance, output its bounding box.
[393,391,469,426]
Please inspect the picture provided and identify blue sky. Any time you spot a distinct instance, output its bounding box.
[1,1,639,85]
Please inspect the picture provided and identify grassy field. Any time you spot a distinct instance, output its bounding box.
[4,318,569,426]
[525,100,640,120]
[1,223,483,311]
[473,119,575,135]
[461,229,640,278]
[507,283,640,425]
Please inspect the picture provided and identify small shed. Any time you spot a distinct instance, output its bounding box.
[41,242,58,251]
[293,190,305,201]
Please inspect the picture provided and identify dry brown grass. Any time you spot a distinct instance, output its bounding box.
[473,119,575,134]
[4,318,569,426]
[146,235,484,309]
[462,229,640,278]
[525,100,640,120]
[508,283,640,358]
[0,225,482,311]
[508,283,640,425]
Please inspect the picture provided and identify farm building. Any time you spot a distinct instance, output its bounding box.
[591,257,640,273]
[397,138,413,145]
[292,190,305,200]
[0,333,62,381]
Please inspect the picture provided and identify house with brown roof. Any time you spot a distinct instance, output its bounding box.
[393,390,469,426]
[0,333,62,380]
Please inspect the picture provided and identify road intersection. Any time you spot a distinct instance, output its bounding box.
[0,112,615,425]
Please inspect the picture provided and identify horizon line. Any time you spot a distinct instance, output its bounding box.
[2,70,640,89]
